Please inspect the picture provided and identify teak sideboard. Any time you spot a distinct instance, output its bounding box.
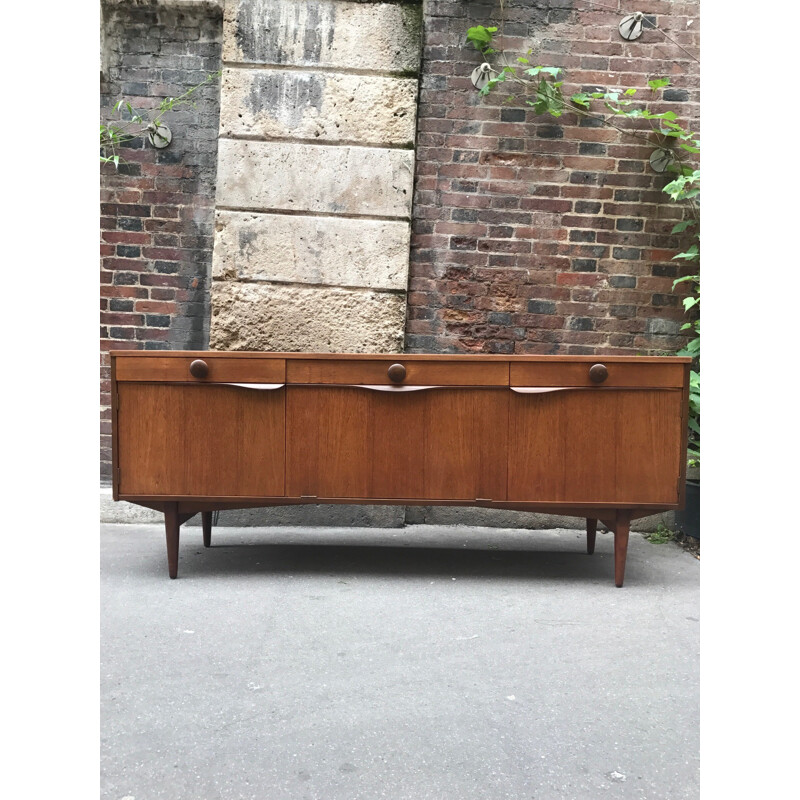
[111,352,691,586]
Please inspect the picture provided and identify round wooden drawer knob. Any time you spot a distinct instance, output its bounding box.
[589,363,608,384]
[189,359,209,379]
[387,363,406,383]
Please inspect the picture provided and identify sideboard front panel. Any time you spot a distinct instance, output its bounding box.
[118,384,285,497]
[285,386,508,501]
[508,389,683,504]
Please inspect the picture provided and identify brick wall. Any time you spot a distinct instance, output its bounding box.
[100,1,222,483]
[406,0,700,355]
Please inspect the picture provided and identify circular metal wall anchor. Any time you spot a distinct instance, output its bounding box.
[470,62,496,91]
[619,12,644,41]
[649,148,676,173]
[147,123,172,149]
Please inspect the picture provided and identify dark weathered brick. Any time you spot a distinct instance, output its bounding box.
[664,88,690,102]
[501,108,527,123]
[616,218,644,231]
[118,217,143,231]
[528,300,557,314]
[652,294,679,307]
[145,314,171,327]
[612,247,642,260]
[579,142,607,155]
[609,275,637,288]
[538,125,564,139]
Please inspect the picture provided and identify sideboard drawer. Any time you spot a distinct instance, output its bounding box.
[115,355,286,384]
[510,360,685,389]
[286,358,509,386]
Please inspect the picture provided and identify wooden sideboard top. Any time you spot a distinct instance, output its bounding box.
[112,351,691,363]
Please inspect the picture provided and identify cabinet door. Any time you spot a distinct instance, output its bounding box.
[285,386,508,501]
[117,383,285,497]
[508,389,683,505]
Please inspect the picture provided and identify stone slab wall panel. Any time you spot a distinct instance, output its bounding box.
[213,210,411,290]
[211,1,422,354]
[220,67,418,145]
[210,282,406,352]
[216,139,415,218]
[223,0,422,73]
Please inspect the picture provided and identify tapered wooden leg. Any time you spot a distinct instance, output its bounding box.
[586,518,597,555]
[202,511,212,548]
[614,512,631,588]
[164,503,180,579]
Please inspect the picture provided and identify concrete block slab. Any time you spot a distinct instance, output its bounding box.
[220,68,418,145]
[215,139,414,218]
[224,0,422,74]
[209,281,406,351]
[212,210,411,290]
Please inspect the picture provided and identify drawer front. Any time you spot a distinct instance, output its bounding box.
[115,356,286,384]
[510,361,685,389]
[286,359,509,386]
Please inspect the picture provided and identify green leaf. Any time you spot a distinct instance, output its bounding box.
[624,88,637,95]
[570,92,591,108]
[683,296,699,312]
[517,57,529,64]
[673,244,700,261]
[672,274,699,289]
[466,25,496,50]
[671,220,697,234]
[648,77,671,90]
[525,66,561,78]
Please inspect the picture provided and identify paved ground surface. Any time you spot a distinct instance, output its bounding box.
[101,524,700,800]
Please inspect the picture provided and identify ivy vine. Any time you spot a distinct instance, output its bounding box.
[466,23,699,465]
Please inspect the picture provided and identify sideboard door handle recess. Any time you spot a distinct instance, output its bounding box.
[223,383,286,391]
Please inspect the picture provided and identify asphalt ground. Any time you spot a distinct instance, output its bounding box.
[101,523,700,800]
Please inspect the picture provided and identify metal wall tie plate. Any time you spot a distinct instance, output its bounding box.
[470,62,496,91]
[619,12,645,41]
[147,122,172,149]
[649,148,675,173]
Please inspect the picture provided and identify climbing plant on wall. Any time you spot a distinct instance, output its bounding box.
[465,22,700,464]
[100,70,221,167]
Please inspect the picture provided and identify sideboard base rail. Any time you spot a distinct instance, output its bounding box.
[151,501,647,587]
